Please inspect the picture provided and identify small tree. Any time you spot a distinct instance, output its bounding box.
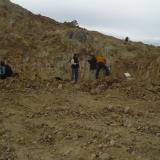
[70,20,79,27]
[63,20,79,27]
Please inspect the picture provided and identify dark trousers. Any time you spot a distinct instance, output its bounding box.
[96,62,110,79]
[71,68,79,82]
[0,75,6,80]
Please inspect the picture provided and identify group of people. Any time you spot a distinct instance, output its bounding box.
[71,53,110,83]
[1,54,110,82]
[0,61,13,79]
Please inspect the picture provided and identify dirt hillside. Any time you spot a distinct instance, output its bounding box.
[0,1,160,160]
[0,0,160,83]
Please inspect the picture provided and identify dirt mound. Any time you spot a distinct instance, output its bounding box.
[80,76,122,93]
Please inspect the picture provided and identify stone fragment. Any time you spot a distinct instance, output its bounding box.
[99,153,111,160]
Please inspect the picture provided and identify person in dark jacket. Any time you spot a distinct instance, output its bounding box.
[4,63,13,77]
[0,61,13,79]
[71,54,79,82]
[88,54,97,70]
[88,54,97,80]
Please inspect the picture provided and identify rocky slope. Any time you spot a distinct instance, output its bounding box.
[0,0,160,84]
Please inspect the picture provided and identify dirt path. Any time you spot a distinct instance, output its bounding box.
[0,86,160,160]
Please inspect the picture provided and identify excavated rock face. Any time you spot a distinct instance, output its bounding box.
[0,0,160,83]
[112,54,160,84]
[67,30,91,43]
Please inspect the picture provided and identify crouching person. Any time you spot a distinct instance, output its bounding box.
[0,61,13,79]
[95,55,110,79]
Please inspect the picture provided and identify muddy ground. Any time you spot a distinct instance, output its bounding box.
[0,79,160,160]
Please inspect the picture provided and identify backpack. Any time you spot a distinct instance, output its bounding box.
[0,66,5,75]
[96,55,106,64]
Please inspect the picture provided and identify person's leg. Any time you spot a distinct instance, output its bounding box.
[75,68,79,82]
[103,64,110,76]
[71,68,75,81]
[96,64,101,79]
[0,75,6,79]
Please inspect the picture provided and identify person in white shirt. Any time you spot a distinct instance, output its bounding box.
[71,54,79,82]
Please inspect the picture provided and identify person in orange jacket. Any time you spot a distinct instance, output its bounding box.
[95,55,110,79]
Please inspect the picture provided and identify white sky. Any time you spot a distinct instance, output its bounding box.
[11,0,160,42]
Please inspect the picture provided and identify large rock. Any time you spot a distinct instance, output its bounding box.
[99,153,112,160]
[67,30,91,43]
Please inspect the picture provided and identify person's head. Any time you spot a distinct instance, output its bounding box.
[73,54,78,59]
[89,54,95,58]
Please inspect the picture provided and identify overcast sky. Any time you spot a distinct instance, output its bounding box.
[11,0,160,43]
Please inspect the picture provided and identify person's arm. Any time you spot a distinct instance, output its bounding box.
[71,59,77,65]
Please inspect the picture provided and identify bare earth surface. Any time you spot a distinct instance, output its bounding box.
[0,80,160,160]
[0,1,160,160]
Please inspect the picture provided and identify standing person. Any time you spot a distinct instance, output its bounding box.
[71,54,79,83]
[95,55,110,79]
[88,54,97,80]
[124,37,129,43]
[0,61,6,79]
